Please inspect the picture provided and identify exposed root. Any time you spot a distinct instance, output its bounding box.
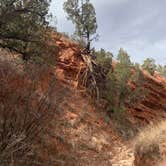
[78,52,99,100]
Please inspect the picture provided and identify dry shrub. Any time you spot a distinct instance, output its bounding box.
[0,60,56,165]
[134,121,166,166]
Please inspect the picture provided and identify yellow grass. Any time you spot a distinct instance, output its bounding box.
[135,121,166,150]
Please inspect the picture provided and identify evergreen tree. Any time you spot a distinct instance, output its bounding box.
[142,58,157,75]
[63,0,98,52]
[117,48,131,66]
[106,48,146,112]
[0,0,53,60]
[95,48,113,67]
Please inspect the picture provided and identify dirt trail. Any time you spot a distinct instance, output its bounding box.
[47,81,135,166]
[49,80,165,165]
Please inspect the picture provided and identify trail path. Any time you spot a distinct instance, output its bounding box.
[49,83,135,166]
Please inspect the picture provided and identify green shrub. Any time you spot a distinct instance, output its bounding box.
[142,58,157,75]
[95,48,113,65]
[0,0,57,61]
[106,48,147,113]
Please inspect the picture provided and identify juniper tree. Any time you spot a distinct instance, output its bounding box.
[0,0,53,60]
[94,48,113,74]
[106,48,146,112]
[95,49,113,64]
[142,58,157,75]
[63,0,98,52]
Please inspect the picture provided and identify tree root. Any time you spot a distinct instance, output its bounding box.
[78,52,100,100]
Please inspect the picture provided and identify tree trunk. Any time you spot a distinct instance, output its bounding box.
[86,31,90,53]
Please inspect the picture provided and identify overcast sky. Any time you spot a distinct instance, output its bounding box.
[50,0,166,65]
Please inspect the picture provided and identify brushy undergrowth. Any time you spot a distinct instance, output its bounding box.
[0,59,57,165]
[134,121,166,166]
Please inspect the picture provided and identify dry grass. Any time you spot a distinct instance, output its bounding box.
[134,121,166,166]
[135,121,166,150]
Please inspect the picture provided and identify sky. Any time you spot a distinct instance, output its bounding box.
[49,0,166,65]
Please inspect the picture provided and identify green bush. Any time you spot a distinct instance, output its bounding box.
[95,48,113,67]
[0,0,57,61]
[106,48,147,113]
[142,58,157,75]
